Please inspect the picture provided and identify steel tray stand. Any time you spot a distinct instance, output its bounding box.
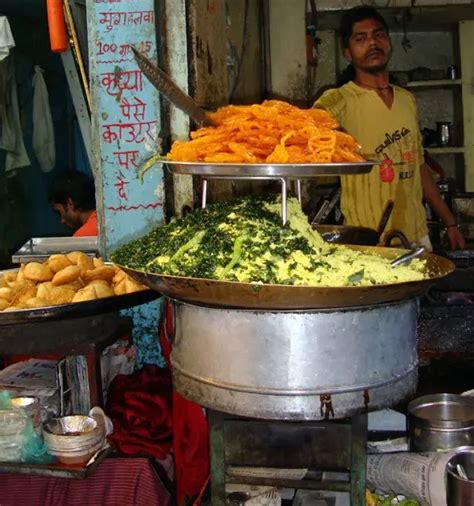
[208,410,368,505]
[201,176,295,225]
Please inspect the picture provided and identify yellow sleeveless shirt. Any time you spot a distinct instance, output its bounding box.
[315,81,428,243]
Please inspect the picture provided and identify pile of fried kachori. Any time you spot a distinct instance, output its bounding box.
[0,252,147,312]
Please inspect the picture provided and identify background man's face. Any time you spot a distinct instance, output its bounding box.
[344,18,392,73]
[52,199,82,230]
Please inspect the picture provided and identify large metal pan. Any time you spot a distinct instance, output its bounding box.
[165,160,374,178]
[0,265,160,325]
[0,289,160,326]
[117,246,455,310]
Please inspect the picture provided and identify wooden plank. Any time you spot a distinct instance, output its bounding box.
[426,146,465,154]
[268,0,307,104]
[226,0,264,103]
[460,20,474,191]
[406,79,462,88]
[164,0,194,217]
[188,0,228,109]
[209,411,227,506]
[187,0,232,201]
[224,419,351,470]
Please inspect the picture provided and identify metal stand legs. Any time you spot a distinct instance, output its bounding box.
[209,411,368,506]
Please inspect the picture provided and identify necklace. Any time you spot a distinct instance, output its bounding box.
[354,80,392,91]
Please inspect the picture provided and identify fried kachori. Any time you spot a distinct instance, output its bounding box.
[0,252,147,312]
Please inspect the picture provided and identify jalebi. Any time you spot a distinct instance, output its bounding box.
[167,100,364,164]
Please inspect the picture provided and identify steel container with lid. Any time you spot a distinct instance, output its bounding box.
[408,394,474,452]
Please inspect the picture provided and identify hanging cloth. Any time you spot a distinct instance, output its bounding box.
[0,16,15,61]
[0,17,30,173]
[0,56,30,173]
[32,65,55,172]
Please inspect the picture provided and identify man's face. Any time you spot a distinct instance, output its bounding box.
[344,18,392,73]
[52,199,82,230]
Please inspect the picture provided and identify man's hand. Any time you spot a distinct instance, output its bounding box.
[420,163,465,250]
[446,225,465,250]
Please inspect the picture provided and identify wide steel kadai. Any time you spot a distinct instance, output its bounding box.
[169,298,419,420]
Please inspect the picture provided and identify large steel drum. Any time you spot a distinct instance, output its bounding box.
[169,298,419,420]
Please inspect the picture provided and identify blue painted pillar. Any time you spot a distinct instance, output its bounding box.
[86,0,165,366]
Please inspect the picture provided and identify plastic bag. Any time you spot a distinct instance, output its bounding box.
[0,390,55,464]
[32,65,55,172]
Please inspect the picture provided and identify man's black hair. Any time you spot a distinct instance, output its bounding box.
[340,6,389,48]
[49,171,96,211]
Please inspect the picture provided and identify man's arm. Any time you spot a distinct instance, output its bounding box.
[420,163,465,250]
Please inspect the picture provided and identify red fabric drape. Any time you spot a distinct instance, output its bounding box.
[106,365,173,460]
[159,301,210,506]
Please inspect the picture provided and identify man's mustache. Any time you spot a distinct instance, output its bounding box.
[365,48,385,59]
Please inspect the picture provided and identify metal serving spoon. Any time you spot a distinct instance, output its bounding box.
[391,246,426,267]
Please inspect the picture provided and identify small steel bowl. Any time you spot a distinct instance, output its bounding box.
[408,394,474,452]
[11,396,37,409]
[43,415,98,437]
[42,415,105,465]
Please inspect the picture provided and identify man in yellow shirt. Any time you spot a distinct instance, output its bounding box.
[315,6,464,250]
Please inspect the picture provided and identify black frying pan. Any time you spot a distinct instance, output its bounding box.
[313,200,410,248]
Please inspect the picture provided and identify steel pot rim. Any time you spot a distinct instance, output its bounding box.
[408,393,474,429]
[446,446,474,483]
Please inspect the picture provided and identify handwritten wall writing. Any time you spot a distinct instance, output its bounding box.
[89,0,163,234]
[113,150,140,170]
[114,171,129,200]
[96,40,153,63]
[101,120,156,144]
[100,69,143,96]
[120,97,146,121]
[99,10,154,32]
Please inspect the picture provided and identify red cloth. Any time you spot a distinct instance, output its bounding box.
[0,457,171,506]
[106,365,173,460]
[159,302,210,506]
[73,210,98,237]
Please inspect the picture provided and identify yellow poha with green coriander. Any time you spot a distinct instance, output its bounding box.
[111,195,426,287]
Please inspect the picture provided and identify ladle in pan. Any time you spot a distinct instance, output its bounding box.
[391,246,426,267]
[377,200,394,240]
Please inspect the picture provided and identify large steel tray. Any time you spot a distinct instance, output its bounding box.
[0,267,160,325]
[12,237,98,264]
[116,246,455,310]
[165,160,375,178]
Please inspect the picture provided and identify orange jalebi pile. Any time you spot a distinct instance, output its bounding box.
[167,100,364,164]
